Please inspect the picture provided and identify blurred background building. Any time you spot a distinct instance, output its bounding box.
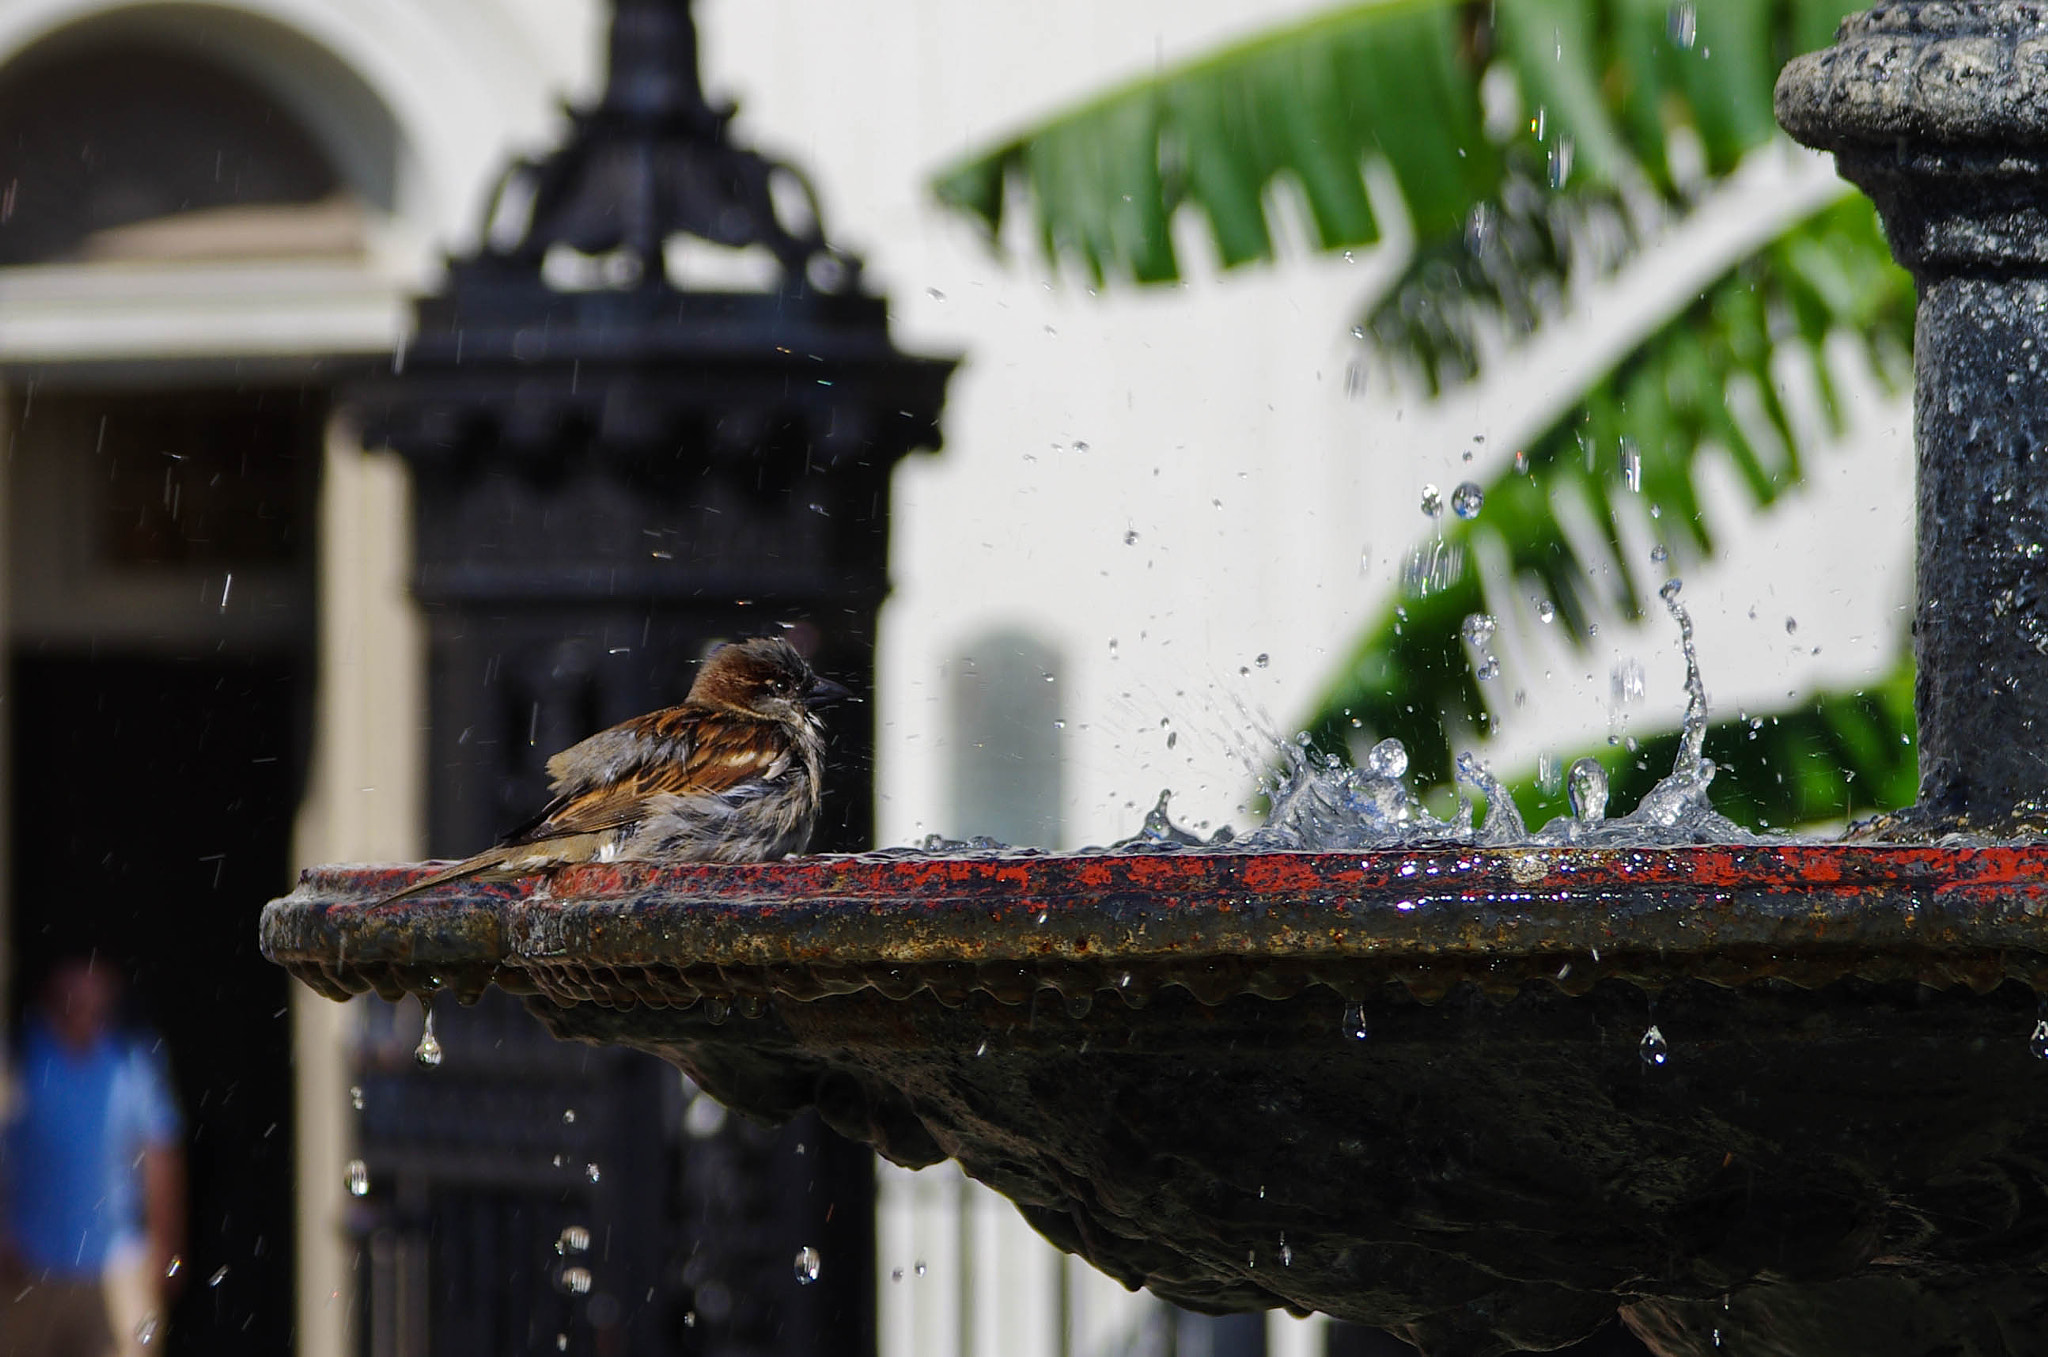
[0,1,1917,1355]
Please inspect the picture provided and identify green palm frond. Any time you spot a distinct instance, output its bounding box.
[934,0,1856,291]
[1306,196,1912,786]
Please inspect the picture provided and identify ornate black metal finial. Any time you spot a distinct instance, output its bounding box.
[1778,3,2048,831]
[478,0,857,293]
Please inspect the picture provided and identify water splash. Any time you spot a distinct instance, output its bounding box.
[1232,579,1759,850]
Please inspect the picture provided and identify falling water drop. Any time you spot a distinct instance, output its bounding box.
[164,1256,182,1280]
[1785,617,1799,636]
[1567,758,1609,824]
[1475,657,1502,681]
[585,1162,602,1183]
[1419,484,1444,519]
[1548,138,1575,189]
[413,1000,442,1069]
[1280,1238,1294,1266]
[557,1226,591,1255]
[136,1318,159,1347]
[1538,754,1563,795]
[1366,738,1408,778]
[559,1266,593,1295]
[1619,437,1642,492]
[891,1267,905,1283]
[1650,543,1669,564]
[1451,481,1485,519]
[1668,0,1699,48]
[349,1084,364,1111]
[1462,613,1498,648]
[1256,653,1270,668]
[1640,1025,1670,1068]
[209,1266,229,1289]
[795,1246,823,1284]
[345,1159,370,1198]
[2030,1019,2048,1059]
[914,1259,928,1277]
[1536,599,1557,624]
[1342,1003,1369,1041]
[562,1108,577,1124]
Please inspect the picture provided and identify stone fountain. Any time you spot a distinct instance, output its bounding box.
[264,7,2048,1355]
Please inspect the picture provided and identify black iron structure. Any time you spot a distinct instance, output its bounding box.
[344,2,953,1353]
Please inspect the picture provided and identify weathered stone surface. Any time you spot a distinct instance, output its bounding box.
[264,848,2048,1355]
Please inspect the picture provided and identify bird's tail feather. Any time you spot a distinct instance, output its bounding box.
[371,849,519,906]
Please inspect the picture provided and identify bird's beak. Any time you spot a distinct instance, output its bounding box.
[804,674,856,705]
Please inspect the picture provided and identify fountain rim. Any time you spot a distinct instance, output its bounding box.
[263,843,2048,1010]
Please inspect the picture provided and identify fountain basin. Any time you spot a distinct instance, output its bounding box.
[266,846,2048,1355]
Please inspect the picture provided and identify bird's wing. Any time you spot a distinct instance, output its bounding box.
[507,708,794,845]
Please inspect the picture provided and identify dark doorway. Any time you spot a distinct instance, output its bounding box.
[6,382,321,1357]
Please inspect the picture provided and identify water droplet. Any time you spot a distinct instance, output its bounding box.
[914,1259,928,1277]
[349,1084,364,1111]
[1660,578,1684,603]
[1466,202,1495,253]
[208,1266,229,1289]
[585,1162,601,1183]
[345,1159,370,1197]
[1668,0,1698,49]
[136,1317,159,1346]
[1462,613,1498,647]
[1619,437,1642,492]
[556,1336,568,1352]
[1255,653,1270,668]
[1350,324,1367,341]
[1124,529,1139,545]
[1451,481,1484,519]
[164,1256,181,1280]
[1548,138,1575,189]
[2030,1019,2048,1059]
[1537,753,1563,795]
[413,1001,442,1069]
[1476,657,1501,681]
[925,286,946,301]
[1785,616,1799,635]
[1536,599,1557,624]
[557,1225,591,1255]
[1640,1024,1670,1068]
[1650,543,1668,563]
[786,1244,819,1293]
[1342,1003,1369,1040]
[1344,359,1369,399]
[1366,738,1408,778]
[1419,484,1443,518]
[1533,106,1548,141]
[1108,637,1119,659]
[1568,758,1609,823]
[560,1265,593,1295]
[1281,1241,1294,1266]
[562,1108,577,1124]
[891,1267,905,1283]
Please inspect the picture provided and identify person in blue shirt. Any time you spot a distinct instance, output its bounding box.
[0,957,185,1357]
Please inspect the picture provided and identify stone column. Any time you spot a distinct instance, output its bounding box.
[1779,3,2048,827]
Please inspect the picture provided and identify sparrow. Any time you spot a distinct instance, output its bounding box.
[382,636,851,902]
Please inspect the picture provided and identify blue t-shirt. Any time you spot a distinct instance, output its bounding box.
[2,1021,183,1276]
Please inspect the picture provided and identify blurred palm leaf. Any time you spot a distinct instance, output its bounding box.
[1306,195,1912,789]
[934,0,1852,293]
[931,0,1919,825]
